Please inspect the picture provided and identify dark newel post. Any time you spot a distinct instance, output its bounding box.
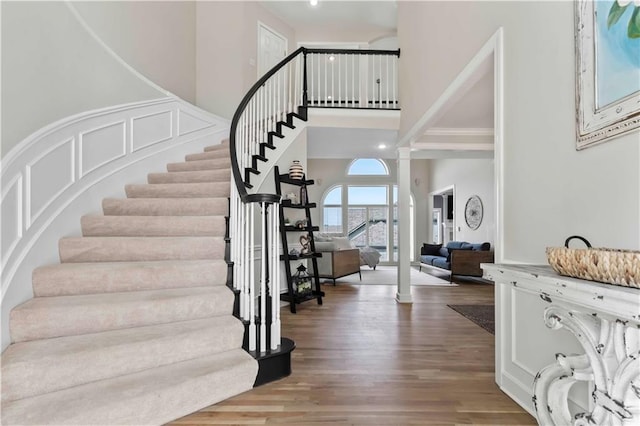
[302,52,308,107]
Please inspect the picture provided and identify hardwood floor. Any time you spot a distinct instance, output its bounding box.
[170,275,536,425]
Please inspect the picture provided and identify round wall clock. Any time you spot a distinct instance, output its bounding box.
[464,195,483,230]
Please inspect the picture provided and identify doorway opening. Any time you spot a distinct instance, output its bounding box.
[430,187,455,245]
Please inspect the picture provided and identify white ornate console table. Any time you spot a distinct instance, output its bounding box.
[483,264,640,426]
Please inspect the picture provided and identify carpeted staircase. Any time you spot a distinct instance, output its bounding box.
[1,140,258,425]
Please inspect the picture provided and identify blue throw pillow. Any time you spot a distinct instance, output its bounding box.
[470,242,491,251]
[438,247,449,257]
[446,241,465,249]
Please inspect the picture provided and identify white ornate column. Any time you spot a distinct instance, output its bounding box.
[396,147,412,303]
[483,264,640,425]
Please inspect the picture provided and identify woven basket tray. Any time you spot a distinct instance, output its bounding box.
[546,236,640,288]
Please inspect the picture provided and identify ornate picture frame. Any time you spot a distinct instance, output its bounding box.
[575,0,640,150]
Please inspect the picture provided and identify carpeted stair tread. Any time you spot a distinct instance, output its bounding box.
[1,348,258,425]
[166,157,231,172]
[147,169,230,184]
[59,236,225,263]
[32,259,228,296]
[2,139,259,423]
[185,150,229,161]
[102,197,228,216]
[2,316,244,402]
[203,141,229,152]
[125,182,229,198]
[10,286,233,342]
[81,215,226,237]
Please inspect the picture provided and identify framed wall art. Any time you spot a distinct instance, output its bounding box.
[575,0,640,149]
[464,195,483,231]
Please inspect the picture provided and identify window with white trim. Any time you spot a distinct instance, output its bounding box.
[320,160,414,263]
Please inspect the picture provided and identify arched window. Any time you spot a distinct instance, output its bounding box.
[319,160,415,263]
[347,158,389,175]
[321,186,342,234]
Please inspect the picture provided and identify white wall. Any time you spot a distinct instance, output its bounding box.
[398,1,640,263]
[307,157,430,261]
[1,1,165,156]
[71,1,196,103]
[427,158,495,246]
[297,26,392,45]
[196,2,296,120]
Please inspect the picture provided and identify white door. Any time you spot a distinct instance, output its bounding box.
[258,23,287,78]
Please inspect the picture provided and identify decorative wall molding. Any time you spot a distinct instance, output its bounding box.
[411,142,494,152]
[80,121,126,177]
[424,127,494,137]
[131,110,173,152]
[178,108,215,136]
[25,137,76,229]
[0,175,23,267]
[0,97,229,306]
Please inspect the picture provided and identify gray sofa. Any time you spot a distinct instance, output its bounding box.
[419,241,494,282]
[313,235,381,284]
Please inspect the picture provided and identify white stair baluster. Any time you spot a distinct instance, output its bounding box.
[244,203,251,322]
[338,54,341,107]
[249,203,256,351]
[378,55,382,107]
[324,53,328,107]
[271,204,281,349]
[392,56,397,108]
[386,55,390,109]
[260,203,266,353]
[310,54,315,106]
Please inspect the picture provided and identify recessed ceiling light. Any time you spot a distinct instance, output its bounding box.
[328,55,335,62]
[378,143,387,149]
[310,0,318,6]
[327,95,332,100]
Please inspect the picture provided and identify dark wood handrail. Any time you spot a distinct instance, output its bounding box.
[229,47,401,204]
[305,48,400,57]
[230,47,305,203]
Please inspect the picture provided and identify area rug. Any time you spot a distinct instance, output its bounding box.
[325,266,458,287]
[447,304,495,335]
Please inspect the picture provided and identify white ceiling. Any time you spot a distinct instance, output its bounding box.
[260,1,397,34]
[307,127,398,159]
[260,0,495,160]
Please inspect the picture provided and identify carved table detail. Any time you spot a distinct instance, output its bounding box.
[482,264,640,426]
[533,306,639,425]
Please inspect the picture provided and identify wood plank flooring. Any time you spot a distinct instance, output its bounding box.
[170,274,536,425]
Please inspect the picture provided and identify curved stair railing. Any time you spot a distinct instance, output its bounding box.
[228,47,400,383]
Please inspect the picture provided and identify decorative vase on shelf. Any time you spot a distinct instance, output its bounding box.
[289,160,304,180]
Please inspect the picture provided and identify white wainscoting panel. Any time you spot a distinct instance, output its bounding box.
[131,110,173,152]
[1,96,229,351]
[511,288,550,378]
[80,121,126,177]
[178,108,214,136]
[26,137,75,228]
[1,175,23,268]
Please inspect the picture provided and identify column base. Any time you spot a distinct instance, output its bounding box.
[395,291,413,303]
